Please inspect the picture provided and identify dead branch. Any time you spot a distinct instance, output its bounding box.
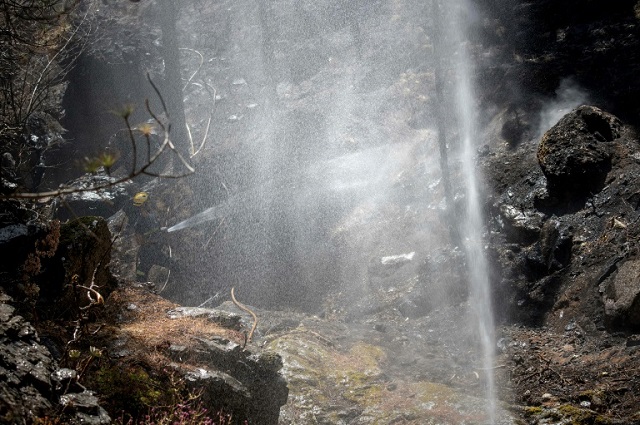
[25,2,92,117]
[179,47,204,92]
[3,73,195,200]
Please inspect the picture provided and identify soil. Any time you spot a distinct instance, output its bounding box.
[497,324,640,424]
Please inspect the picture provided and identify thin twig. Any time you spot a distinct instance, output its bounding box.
[185,121,194,155]
[4,74,195,200]
[25,3,92,117]
[190,114,212,157]
[157,268,171,294]
[144,76,195,174]
[179,47,204,92]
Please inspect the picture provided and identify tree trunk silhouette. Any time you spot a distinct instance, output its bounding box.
[431,0,458,244]
[158,0,188,156]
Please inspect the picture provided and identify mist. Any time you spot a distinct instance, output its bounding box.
[57,0,511,422]
[537,78,590,139]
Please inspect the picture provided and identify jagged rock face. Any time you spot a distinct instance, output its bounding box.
[0,292,110,425]
[0,295,54,424]
[537,105,621,196]
[178,337,289,425]
[484,105,640,331]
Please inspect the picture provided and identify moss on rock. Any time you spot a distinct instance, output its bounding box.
[38,216,116,319]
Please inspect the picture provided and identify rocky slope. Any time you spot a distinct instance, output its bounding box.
[4,0,640,424]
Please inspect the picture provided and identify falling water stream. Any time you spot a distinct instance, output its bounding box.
[434,0,497,421]
[445,0,496,423]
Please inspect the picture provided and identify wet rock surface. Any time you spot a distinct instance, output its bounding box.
[257,304,515,425]
[485,105,640,326]
[4,0,640,424]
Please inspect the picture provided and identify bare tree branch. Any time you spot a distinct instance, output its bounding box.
[3,74,196,200]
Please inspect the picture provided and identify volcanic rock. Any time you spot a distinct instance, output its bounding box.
[537,105,621,197]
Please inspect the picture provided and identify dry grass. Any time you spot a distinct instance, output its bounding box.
[106,286,244,363]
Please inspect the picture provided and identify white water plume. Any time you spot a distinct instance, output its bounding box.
[442,0,497,421]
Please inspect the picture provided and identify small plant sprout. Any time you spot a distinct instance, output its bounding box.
[98,152,118,173]
[83,156,103,174]
[136,122,155,137]
[89,346,103,358]
[113,104,135,120]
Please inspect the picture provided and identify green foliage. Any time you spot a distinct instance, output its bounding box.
[95,364,242,425]
[95,365,165,415]
[84,152,119,174]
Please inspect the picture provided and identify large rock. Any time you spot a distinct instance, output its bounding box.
[481,103,640,327]
[537,105,621,196]
[604,259,640,328]
[267,314,516,424]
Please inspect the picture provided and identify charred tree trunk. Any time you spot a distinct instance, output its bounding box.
[158,0,189,155]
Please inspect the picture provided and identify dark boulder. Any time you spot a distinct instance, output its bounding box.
[537,105,621,197]
[498,203,545,244]
[484,102,640,331]
[59,391,111,425]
